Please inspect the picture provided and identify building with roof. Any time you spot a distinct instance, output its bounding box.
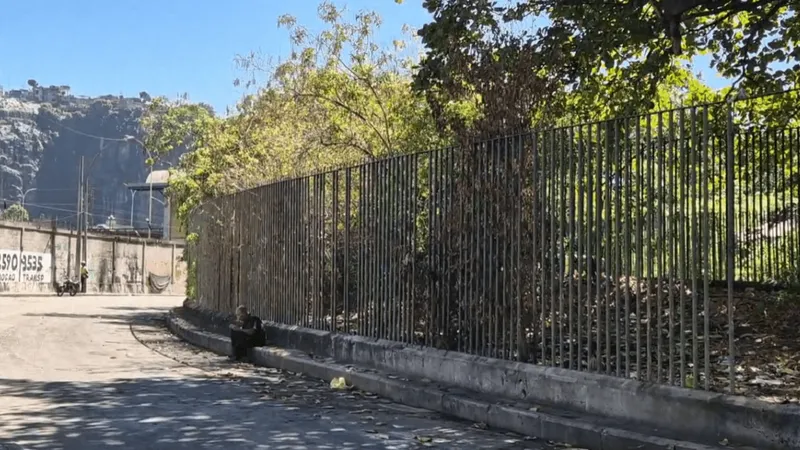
[125,169,184,241]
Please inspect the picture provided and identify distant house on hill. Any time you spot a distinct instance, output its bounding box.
[34,85,71,103]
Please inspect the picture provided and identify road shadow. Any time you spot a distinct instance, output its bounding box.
[21,308,172,328]
[0,373,543,450]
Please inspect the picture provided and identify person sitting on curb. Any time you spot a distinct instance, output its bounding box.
[229,305,266,361]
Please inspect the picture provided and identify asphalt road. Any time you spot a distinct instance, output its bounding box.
[0,295,567,450]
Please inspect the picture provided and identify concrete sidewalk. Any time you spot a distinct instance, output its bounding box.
[167,307,736,450]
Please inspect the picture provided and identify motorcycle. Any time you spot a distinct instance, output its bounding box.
[55,278,80,297]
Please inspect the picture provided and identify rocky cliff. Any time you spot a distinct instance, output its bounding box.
[0,90,180,229]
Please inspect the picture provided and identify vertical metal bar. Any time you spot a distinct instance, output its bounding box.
[663,110,672,385]
[400,156,407,343]
[396,157,404,343]
[435,150,444,347]
[550,129,557,365]
[290,179,298,325]
[332,172,339,332]
[404,155,412,344]
[746,132,753,282]
[679,108,687,387]
[625,117,635,379]
[485,140,493,355]
[778,129,786,279]
[576,127,585,370]
[470,144,480,356]
[381,160,389,340]
[314,176,320,330]
[477,141,486,356]
[370,163,378,339]
[457,150,466,353]
[443,150,452,349]
[586,124,595,371]
[507,136,516,360]
[314,175,321,329]
[380,161,389,341]
[766,130,773,280]
[303,177,311,328]
[661,110,671,385]
[287,182,295,325]
[790,129,797,275]
[541,131,549,364]
[494,138,502,359]
[266,188,274,323]
[296,180,303,326]
[344,169,352,334]
[558,129,567,367]
[357,167,364,336]
[690,108,699,389]
[305,177,311,328]
[504,136,513,359]
[374,162,382,340]
[360,167,367,337]
[646,114,653,382]
[568,127,576,370]
[604,122,613,375]
[532,131,540,363]
[758,131,765,280]
[426,153,435,346]
[308,178,314,328]
[411,154,419,344]
[725,103,736,394]
[390,158,398,343]
[595,123,603,372]
[614,119,622,377]
[515,135,524,362]
[399,156,407,343]
[371,164,378,339]
[321,174,328,331]
[738,132,746,281]
[386,160,394,342]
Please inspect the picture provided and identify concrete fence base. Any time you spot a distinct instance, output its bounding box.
[180,300,798,450]
[169,308,729,450]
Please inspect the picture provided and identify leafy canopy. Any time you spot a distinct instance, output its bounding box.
[141,1,445,226]
[415,0,800,133]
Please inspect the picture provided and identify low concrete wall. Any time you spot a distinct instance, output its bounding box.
[169,309,725,450]
[0,221,186,295]
[254,319,798,450]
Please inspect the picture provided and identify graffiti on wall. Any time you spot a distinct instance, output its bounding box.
[0,250,52,283]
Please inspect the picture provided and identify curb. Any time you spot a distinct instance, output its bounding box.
[166,311,726,450]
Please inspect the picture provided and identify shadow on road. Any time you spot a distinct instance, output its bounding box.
[0,374,334,450]
[0,372,543,450]
[21,308,172,328]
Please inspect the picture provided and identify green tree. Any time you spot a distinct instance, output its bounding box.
[414,0,800,133]
[2,204,29,222]
[141,1,445,227]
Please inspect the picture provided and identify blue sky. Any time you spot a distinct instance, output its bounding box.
[0,1,726,114]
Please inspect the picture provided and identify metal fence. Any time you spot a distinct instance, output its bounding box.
[190,94,799,393]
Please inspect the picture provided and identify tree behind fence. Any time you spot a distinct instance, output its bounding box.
[189,95,800,394]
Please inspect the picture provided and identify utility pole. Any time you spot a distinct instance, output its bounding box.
[75,156,84,278]
[83,181,90,261]
[147,164,153,239]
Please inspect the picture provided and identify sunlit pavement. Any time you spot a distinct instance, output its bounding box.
[0,295,563,449]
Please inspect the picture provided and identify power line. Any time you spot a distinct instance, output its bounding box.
[4,199,158,222]
[42,117,135,144]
